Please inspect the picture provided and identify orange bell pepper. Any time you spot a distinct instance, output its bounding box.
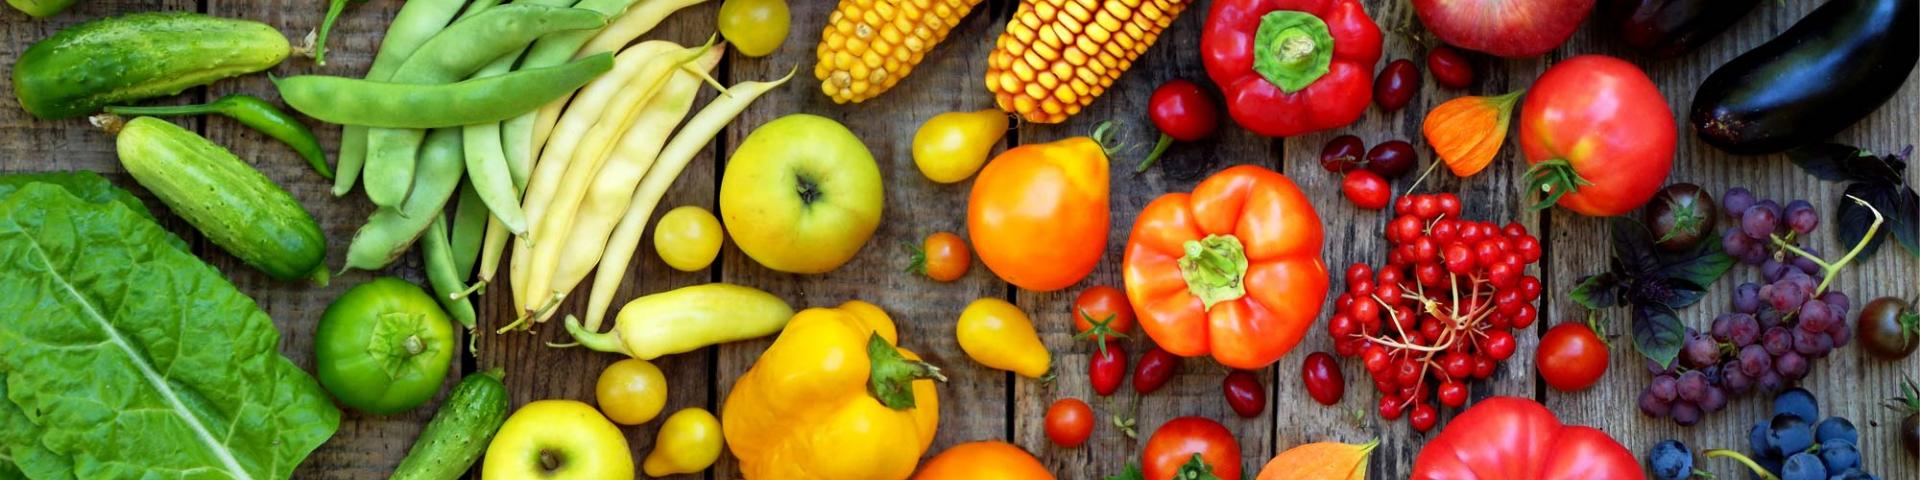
[1122,165,1329,369]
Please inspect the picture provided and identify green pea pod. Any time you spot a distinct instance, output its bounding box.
[275,54,613,129]
[423,215,478,329]
[7,0,80,18]
[450,180,489,280]
[11,12,291,119]
[335,0,466,197]
[344,128,465,272]
[362,4,608,208]
[106,94,333,179]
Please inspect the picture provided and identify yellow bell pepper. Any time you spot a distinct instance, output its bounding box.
[566,283,793,359]
[721,301,944,480]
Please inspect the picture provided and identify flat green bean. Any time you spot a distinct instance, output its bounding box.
[460,0,504,18]
[106,94,332,179]
[276,54,612,129]
[451,179,489,280]
[423,214,479,329]
[334,0,465,197]
[344,128,466,272]
[362,4,608,209]
[501,0,640,187]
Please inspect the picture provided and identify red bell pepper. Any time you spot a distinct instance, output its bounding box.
[1413,397,1645,480]
[1202,0,1383,138]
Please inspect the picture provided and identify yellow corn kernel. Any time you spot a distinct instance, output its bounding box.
[817,0,988,104]
[985,0,1192,124]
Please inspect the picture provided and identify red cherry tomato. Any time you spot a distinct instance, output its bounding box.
[1143,417,1241,480]
[1537,322,1609,392]
[1149,79,1220,142]
[1223,371,1266,417]
[1134,345,1180,395]
[1320,135,1367,173]
[1342,170,1392,210]
[1374,59,1420,112]
[1426,46,1476,89]
[1300,352,1345,406]
[1044,397,1095,448]
[1089,340,1128,397]
[1073,285,1136,347]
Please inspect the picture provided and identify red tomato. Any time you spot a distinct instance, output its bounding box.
[1519,55,1675,217]
[1044,398,1095,448]
[1134,345,1180,395]
[1073,285,1136,347]
[1342,170,1392,210]
[1223,371,1266,417]
[1300,352,1345,406]
[1537,322,1609,392]
[1089,341,1128,397]
[1149,79,1221,142]
[1144,417,1242,480]
[1413,397,1642,480]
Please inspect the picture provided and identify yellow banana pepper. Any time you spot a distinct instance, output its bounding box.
[721,301,945,480]
[566,283,793,359]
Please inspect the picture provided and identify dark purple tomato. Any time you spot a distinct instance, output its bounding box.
[1374,59,1420,112]
[1427,46,1476,89]
[1223,371,1266,418]
[1320,135,1366,173]
[1365,140,1418,178]
[1644,183,1717,252]
[1858,297,1918,360]
[1301,352,1345,406]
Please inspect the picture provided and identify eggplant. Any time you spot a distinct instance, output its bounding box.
[1601,0,1761,58]
[1690,0,1917,155]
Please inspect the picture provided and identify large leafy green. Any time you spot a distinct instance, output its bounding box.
[0,171,183,252]
[0,183,338,480]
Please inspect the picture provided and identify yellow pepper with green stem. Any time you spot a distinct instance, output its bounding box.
[721,301,944,480]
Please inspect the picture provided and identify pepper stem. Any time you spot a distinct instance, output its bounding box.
[1134,133,1175,174]
[1252,11,1336,93]
[1525,159,1593,211]
[1179,235,1250,311]
[563,314,630,356]
[867,333,946,410]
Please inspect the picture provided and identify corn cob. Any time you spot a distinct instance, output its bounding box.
[816,0,987,104]
[986,0,1192,124]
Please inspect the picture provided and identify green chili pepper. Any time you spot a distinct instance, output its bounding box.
[106,94,333,179]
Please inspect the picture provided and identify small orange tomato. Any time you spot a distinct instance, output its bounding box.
[967,134,1111,292]
[910,231,971,282]
[913,441,1056,480]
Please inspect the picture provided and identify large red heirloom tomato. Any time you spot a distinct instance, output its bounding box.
[1413,397,1643,480]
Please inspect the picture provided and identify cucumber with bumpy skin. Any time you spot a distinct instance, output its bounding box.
[109,116,328,284]
[391,370,509,480]
[11,12,290,119]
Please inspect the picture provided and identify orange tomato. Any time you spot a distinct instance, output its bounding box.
[913,441,1056,480]
[967,135,1110,292]
[911,231,971,282]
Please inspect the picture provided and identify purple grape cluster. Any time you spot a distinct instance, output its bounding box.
[1638,189,1853,426]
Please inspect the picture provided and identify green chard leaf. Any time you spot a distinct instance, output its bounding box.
[0,184,338,480]
[0,171,184,252]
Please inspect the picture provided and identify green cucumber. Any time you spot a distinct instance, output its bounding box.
[110,116,327,284]
[391,369,509,480]
[11,12,290,119]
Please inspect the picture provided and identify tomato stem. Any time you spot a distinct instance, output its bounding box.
[1525,159,1593,211]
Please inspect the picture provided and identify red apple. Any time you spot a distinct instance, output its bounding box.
[1413,0,1595,58]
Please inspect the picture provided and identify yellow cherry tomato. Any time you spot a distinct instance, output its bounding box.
[643,408,725,477]
[654,205,724,272]
[717,0,789,58]
[956,297,1050,378]
[595,359,668,425]
[911,231,971,282]
[914,109,1009,183]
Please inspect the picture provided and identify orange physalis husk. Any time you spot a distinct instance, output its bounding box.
[1422,91,1522,178]
[1256,439,1379,480]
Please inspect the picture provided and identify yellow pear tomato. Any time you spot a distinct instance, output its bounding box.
[643,408,725,477]
[913,109,1009,183]
[956,297,1051,378]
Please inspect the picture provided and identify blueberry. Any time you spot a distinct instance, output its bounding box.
[1647,439,1693,480]
[1769,414,1815,456]
[1814,416,1858,445]
[1774,387,1819,422]
[1750,420,1774,454]
[1780,452,1827,480]
[1829,469,1875,480]
[1818,439,1860,472]
[1750,456,1784,480]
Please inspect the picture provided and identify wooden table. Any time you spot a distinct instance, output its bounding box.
[4,1,1917,478]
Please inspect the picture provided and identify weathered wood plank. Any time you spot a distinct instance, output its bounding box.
[712,0,1014,477]
[1546,3,1920,478]
[1004,1,1280,476]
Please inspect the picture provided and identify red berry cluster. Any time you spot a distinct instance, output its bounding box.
[1325,193,1544,432]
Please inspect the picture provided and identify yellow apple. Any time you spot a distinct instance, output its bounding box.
[719,114,883,274]
[482,400,632,480]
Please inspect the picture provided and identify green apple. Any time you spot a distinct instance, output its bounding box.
[719,114,883,274]
[481,400,632,479]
